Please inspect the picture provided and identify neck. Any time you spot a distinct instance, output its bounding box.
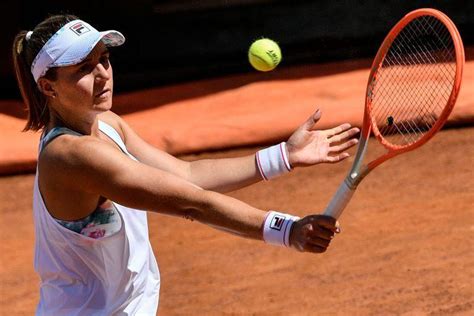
[47,107,99,135]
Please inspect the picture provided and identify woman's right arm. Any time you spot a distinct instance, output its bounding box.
[46,135,338,251]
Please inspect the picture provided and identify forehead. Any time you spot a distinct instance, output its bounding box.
[84,41,109,59]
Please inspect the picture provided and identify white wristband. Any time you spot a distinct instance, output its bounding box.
[263,211,300,247]
[256,142,292,181]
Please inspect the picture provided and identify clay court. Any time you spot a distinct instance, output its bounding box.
[1,46,473,314]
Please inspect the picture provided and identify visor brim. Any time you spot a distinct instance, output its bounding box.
[51,30,125,68]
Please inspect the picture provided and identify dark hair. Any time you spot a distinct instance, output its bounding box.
[12,14,79,132]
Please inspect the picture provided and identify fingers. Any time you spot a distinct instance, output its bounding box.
[329,138,359,153]
[300,234,332,253]
[326,153,351,163]
[324,123,353,137]
[309,225,334,240]
[326,126,359,163]
[313,215,339,232]
[292,215,341,254]
[301,109,322,131]
[328,126,360,143]
[304,244,327,253]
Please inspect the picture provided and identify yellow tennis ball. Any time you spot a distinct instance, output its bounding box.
[248,38,282,72]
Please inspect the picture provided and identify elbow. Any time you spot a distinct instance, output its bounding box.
[178,203,210,223]
[181,207,200,222]
[182,191,211,222]
[161,189,212,222]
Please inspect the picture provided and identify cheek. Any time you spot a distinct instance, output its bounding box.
[64,77,94,100]
[77,79,94,96]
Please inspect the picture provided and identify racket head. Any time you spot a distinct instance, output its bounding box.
[364,8,465,158]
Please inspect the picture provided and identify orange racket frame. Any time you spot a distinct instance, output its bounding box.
[324,8,465,219]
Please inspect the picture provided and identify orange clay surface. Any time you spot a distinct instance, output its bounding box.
[0,56,473,315]
[0,127,473,315]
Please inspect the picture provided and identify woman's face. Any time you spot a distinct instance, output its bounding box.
[49,42,113,117]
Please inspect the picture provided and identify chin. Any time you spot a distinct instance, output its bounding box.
[94,103,112,113]
[94,98,113,111]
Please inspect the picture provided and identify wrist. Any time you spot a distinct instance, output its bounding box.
[285,142,297,168]
[262,211,300,247]
[256,142,292,181]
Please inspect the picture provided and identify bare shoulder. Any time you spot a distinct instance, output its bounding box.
[99,110,143,147]
[97,110,126,139]
[38,130,146,216]
[38,134,124,219]
[39,133,126,190]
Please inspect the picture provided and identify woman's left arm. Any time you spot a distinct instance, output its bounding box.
[118,109,359,193]
[118,114,261,192]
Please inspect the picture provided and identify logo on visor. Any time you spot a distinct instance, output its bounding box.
[70,22,91,36]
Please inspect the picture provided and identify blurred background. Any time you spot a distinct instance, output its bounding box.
[2,0,473,99]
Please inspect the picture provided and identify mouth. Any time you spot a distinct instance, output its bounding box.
[95,88,111,98]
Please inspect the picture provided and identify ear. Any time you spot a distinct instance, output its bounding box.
[37,77,57,98]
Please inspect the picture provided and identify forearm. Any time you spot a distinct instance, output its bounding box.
[105,158,266,240]
[125,139,263,192]
[183,189,267,240]
[122,115,288,192]
[187,154,263,193]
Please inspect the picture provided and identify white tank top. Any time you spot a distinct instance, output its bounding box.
[33,120,160,315]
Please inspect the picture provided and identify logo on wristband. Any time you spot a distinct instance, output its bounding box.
[270,215,285,231]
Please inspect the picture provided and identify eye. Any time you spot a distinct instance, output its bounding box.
[78,63,93,73]
[100,55,110,67]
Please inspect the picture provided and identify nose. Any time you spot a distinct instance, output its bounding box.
[94,63,111,82]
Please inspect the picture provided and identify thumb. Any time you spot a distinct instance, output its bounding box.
[302,109,322,131]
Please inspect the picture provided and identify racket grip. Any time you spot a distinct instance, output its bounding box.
[323,179,355,219]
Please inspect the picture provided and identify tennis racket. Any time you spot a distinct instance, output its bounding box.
[324,8,465,219]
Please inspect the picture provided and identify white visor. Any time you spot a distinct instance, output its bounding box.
[31,19,125,82]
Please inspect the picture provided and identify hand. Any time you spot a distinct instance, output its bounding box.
[286,109,359,167]
[289,215,340,253]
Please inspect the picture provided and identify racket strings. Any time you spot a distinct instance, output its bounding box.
[377,17,454,138]
[369,15,456,147]
[374,17,454,142]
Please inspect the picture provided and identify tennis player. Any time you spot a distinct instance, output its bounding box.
[12,14,359,315]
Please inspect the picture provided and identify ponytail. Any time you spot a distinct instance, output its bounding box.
[12,31,49,131]
[11,14,78,132]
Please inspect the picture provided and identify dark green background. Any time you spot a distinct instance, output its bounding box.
[2,0,473,99]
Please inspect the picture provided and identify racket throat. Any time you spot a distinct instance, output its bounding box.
[346,165,369,188]
[347,132,370,188]
[323,136,369,219]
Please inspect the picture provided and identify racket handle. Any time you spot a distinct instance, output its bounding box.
[323,179,355,219]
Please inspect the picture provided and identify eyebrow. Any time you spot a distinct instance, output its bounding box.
[76,51,110,66]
